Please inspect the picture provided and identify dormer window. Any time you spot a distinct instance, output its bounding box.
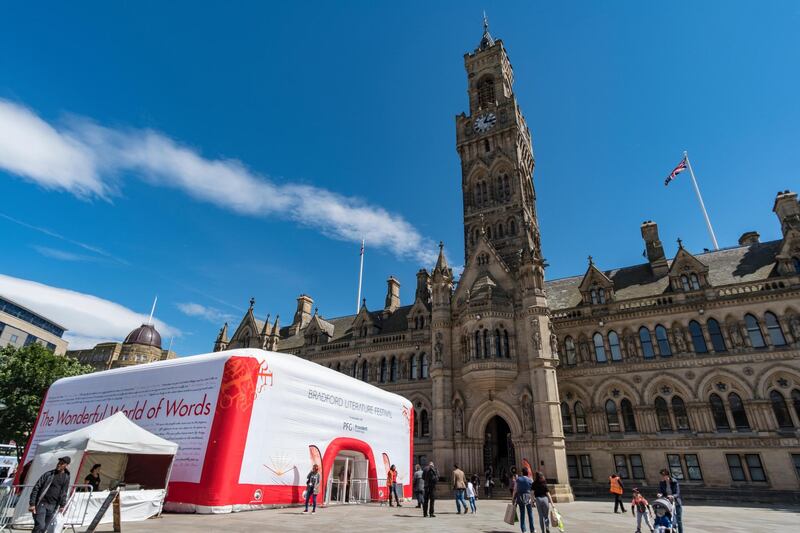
[590,287,606,305]
[680,273,701,291]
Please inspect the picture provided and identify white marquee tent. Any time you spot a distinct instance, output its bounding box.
[14,412,178,526]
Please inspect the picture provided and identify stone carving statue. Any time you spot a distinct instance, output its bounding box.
[578,341,589,363]
[521,397,532,432]
[530,317,541,349]
[434,332,444,362]
[673,328,687,353]
[454,405,464,434]
[549,330,559,358]
[789,315,800,343]
[728,324,744,348]
[626,336,638,358]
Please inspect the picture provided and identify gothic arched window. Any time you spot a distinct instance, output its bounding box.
[689,320,708,353]
[351,359,358,378]
[561,402,573,434]
[495,329,502,357]
[420,410,430,436]
[565,336,576,365]
[655,397,672,431]
[497,223,504,238]
[690,273,701,290]
[764,312,786,346]
[420,353,429,379]
[621,399,637,432]
[390,356,398,382]
[336,361,341,373]
[728,392,750,430]
[379,357,387,383]
[475,183,482,207]
[503,330,510,358]
[593,332,607,363]
[608,331,622,361]
[509,218,517,235]
[770,390,794,428]
[707,318,727,352]
[477,76,495,108]
[361,360,369,382]
[655,325,672,356]
[484,329,491,359]
[475,331,482,359]
[792,389,800,422]
[410,355,418,380]
[680,275,691,292]
[709,393,730,430]
[605,400,620,432]
[793,256,800,273]
[744,313,766,348]
[574,402,588,433]
[639,327,655,359]
[590,289,599,305]
[672,396,690,430]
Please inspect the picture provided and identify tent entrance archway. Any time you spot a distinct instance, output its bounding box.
[483,415,515,481]
[325,451,369,505]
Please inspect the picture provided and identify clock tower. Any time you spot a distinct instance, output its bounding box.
[455,17,540,268]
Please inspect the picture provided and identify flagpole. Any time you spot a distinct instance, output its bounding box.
[356,238,365,313]
[683,151,720,251]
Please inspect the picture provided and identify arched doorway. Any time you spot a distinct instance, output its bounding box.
[483,415,516,481]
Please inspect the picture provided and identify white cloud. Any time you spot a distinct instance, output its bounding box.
[176,302,234,324]
[0,273,180,350]
[31,245,102,263]
[0,99,439,265]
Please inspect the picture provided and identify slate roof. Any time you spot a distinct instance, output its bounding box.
[545,240,782,310]
[278,305,414,350]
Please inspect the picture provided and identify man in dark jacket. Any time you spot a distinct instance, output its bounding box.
[422,461,438,518]
[658,468,683,533]
[28,456,71,533]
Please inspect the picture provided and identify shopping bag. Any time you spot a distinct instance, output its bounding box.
[552,506,565,532]
[503,503,516,525]
[46,511,66,533]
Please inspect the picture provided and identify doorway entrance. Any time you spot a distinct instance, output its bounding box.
[483,415,516,483]
[325,451,369,505]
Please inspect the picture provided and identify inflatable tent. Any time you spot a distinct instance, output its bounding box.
[21,349,413,513]
[15,411,178,526]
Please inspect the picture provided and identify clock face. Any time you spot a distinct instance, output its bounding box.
[473,112,497,133]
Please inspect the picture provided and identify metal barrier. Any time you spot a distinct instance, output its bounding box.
[0,484,93,533]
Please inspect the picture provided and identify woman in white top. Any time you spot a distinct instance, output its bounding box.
[466,477,477,514]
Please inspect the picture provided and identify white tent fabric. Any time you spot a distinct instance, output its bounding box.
[14,412,178,527]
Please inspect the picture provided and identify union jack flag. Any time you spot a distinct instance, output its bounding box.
[664,157,688,186]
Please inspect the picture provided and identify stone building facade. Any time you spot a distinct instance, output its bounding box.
[214,25,800,498]
[69,323,176,371]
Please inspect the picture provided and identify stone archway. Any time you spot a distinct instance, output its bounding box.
[482,415,516,481]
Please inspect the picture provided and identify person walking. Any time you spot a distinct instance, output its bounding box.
[84,464,101,492]
[658,468,683,533]
[466,477,477,514]
[422,462,438,518]
[28,456,71,533]
[509,466,518,496]
[609,473,625,513]
[630,488,654,533]
[387,464,401,507]
[452,464,467,515]
[303,464,321,513]
[484,466,494,498]
[511,466,535,533]
[532,471,554,533]
[413,464,424,508]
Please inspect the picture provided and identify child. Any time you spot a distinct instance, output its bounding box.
[651,498,673,533]
[466,478,477,514]
[630,488,654,533]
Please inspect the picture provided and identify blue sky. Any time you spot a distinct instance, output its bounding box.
[1,1,799,354]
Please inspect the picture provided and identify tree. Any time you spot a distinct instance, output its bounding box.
[0,344,93,460]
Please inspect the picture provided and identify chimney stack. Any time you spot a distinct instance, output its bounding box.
[773,190,799,236]
[384,276,401,314]
[290,294,313,334]
[641,220,669,277]
[738,231,761,246]
[415,269,431,304]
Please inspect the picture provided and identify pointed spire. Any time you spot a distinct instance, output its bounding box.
[260,314,271,336]
[216,322,229,343]
[435,241,449,271]
[479,11,495,50]
[271,315,280,336]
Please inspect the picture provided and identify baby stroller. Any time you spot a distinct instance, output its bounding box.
[651,498,674,533]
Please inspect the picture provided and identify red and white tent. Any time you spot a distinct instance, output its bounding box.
[21,349,413,513]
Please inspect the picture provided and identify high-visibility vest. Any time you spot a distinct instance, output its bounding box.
[609,476,623,495]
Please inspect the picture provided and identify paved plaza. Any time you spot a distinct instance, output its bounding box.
[102,499,799,533]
